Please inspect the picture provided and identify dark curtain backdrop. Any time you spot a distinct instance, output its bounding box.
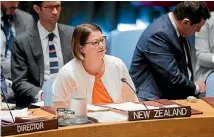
[18,1,213,33]
[18,1,175,32]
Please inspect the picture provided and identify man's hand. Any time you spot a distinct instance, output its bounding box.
[195,80,206,93]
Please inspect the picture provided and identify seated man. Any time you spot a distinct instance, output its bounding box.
[1,1,34,103]
[195,11,214,96]
[11,1,74,107]
[130,2,210,100]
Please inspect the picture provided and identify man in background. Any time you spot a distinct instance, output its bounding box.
[1,1,34,103]
[195,11,214,96]
[130,2,210,101]
[11,1,74,107]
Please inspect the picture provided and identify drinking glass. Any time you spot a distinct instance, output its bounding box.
[70,87,87,124]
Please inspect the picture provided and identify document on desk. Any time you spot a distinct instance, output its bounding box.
[164,104,180,108]
[87,104,110,111]
[102,102,159,111]
[31,101,44,107]
[88,111,128,122]
[0,108,29,123]
[1,102,16,110]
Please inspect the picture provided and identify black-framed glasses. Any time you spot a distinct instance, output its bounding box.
[85,36,106,47]
[41,5,61,12]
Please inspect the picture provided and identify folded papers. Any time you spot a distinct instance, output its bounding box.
[88,111,127,122]
[1,102,16,110]
[0,108,29,123]
[87,104,110,111]
[102,102,160,111]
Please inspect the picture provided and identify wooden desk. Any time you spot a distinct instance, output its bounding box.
[8,99,214,137]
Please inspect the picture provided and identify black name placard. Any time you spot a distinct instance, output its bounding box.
[128,106,191,121]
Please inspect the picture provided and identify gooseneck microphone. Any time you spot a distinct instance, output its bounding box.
[1,91,15,123]
[121,78,148,110]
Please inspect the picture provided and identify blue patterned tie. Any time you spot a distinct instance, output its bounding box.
[48,33,59,74]
[1,14,14,56]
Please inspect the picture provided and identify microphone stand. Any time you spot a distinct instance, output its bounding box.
[1,92,15,123]
[121,78,148,110]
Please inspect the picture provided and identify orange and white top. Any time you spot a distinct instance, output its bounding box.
[52,55,138,108]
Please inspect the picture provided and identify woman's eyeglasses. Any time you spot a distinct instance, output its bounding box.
[85,36,106,47]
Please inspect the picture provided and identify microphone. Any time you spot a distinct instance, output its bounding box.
[1,90,15,123]
[121,78,148,110]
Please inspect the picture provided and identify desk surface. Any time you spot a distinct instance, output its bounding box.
[8,99,214,137]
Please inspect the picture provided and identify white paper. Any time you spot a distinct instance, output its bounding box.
[87,104,110,111]
[0,108,29,123]
[88,111,128,122]
[212,55,214,63]
[164,104,180,108]
[1,102,16,110]
[102,102,159,111]
[31,101,44,107]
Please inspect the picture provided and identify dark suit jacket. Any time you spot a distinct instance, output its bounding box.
[130,14,196,100]
[1,66,7,100]
[11,24,74,107]
[14,9,34,36]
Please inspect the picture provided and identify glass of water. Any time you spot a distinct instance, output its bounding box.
[70,87,87,124]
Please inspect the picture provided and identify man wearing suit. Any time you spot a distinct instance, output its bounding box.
[195,11,214,96]
[1,1,34,102]
[130,2,210,101]
[11,1,74,107]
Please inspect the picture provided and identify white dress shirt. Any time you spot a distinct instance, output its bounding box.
[37,21,64,81]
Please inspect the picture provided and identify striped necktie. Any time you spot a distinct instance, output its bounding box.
[48,33,59,75]
[1,14,14,57]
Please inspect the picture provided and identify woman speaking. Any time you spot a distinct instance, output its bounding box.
[52,23,138,108]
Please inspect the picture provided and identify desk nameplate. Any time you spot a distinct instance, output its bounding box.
[128,106,191,121]
[1,118,58,136]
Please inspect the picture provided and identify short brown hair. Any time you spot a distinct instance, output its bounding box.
[72,23,102,60]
